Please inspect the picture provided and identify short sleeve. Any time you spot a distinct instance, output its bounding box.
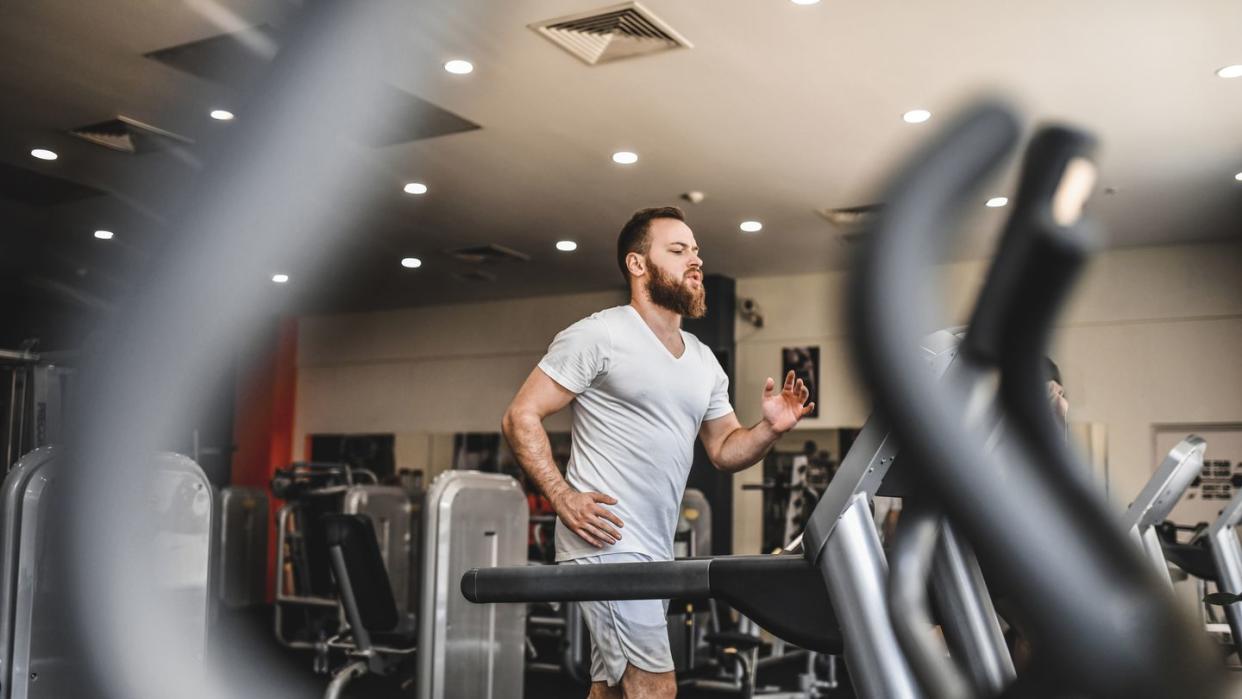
[537,315,612,394]
[703,348,733,421]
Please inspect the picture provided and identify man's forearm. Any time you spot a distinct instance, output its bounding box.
[502,410,572,501]
[713,421,782,473]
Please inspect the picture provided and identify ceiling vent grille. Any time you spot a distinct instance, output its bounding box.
[817,203,883,229]
[69,116,193,155]
[447,244,531,264]
[817,204,883,245]
[530,2,692,66]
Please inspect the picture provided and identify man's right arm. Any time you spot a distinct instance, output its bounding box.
[501,368,623,548]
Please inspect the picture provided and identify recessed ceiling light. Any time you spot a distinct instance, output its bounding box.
[30,148,57,161]
[1216,65,1242,79]
[401,257,422,268]
[790,0,821,4]
[403,182,428,195]
[556,240,578,252]
[902,109,932,124]
[444,59,474,75]
[740,221,763,233]
[94,230,114,240]
[985,197,1008,208]
[271,273,289,283]
[612,151,638,165]
[1234,172,1242,181]
[209,109,235,121]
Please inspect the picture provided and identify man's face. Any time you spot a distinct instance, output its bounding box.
[1048,380,1069,426]
[636,218,706,318]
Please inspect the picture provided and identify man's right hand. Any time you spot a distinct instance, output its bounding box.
[551,488,624,548]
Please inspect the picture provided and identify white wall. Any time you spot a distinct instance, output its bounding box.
[294,289,626,479]
[294,241,1242,553]
[732,241,1242,552]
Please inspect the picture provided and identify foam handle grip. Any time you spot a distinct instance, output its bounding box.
[461,559,712,603]
[962,126,1096,365]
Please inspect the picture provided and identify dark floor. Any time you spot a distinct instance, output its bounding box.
[210,606,852,698]
[211,605,407,699]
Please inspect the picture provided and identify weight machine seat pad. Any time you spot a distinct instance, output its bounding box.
[322,514,400,632]
[708,555,843,655]
[703,630,765,652]
[1162,541,1218,582]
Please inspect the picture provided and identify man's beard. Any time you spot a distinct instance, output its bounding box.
[646,262,707,318]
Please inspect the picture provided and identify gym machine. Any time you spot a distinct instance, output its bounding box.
[0,448,214,698]
[216,486,270,610]
[1161,473,1242,657]
[0,348,73,473]
[1122,435,1207,586]
[465,103,1233,698]
[271,466,528,699]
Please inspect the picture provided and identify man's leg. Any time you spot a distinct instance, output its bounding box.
[570,554,675,697]
[588,680,623,699]
[620,664,676,699]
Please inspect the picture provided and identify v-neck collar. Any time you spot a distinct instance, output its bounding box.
[624,304,687,360]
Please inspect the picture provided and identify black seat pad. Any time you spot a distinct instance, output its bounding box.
[1162,541,1217,582]
[323,514,400,632]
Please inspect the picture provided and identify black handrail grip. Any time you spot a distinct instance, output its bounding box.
[461,559,712,603]
[960,127,1096,365]
[462,555,844,654]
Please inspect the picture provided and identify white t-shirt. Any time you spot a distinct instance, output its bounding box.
[538,305,733,562]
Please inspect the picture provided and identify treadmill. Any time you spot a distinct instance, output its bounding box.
[464,102,1231,699]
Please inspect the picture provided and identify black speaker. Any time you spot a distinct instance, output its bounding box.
[683,274,736,554]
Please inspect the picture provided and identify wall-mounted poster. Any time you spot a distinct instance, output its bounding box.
[781,346,819,418]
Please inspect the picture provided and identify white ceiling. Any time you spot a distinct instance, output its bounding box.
[1,0,1239,317]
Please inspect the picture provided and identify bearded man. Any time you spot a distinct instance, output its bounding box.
[502,206,815,699]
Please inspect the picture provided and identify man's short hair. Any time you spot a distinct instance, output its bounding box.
[616,206,686,282]
[1044,357,1062,386]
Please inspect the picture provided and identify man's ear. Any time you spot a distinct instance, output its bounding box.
[626,252,646,278]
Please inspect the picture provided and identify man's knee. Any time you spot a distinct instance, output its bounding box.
[620,664,676,698]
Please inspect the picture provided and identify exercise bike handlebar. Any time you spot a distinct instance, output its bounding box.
[849,101,1227,697]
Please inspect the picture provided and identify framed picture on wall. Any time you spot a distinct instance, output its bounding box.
[781,346,820,419]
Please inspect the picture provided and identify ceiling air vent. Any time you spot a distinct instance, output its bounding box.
[817,203,883,229]
[530,2,692,66]
[817,204,883,245]
[69,116,193,155]
[447,244,531,264]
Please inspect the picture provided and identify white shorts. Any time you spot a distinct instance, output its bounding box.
[570,552,674,686]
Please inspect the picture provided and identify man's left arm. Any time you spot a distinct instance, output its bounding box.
[699,371,815,473]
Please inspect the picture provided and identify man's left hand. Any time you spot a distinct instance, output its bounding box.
[761,370,815,434]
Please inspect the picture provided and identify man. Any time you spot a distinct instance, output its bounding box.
[502,206,815,698]
[1046,357,1069,429]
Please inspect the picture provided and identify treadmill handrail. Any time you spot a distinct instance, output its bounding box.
[462,559,712,603]
[462,554,843,654]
